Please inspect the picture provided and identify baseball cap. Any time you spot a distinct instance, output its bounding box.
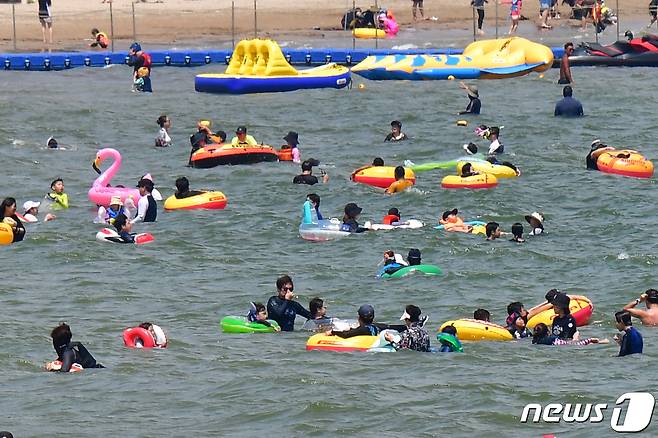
[345,203,362,217]
[358,304,375,319]
[23,200,41,212]
[236,126,247,134]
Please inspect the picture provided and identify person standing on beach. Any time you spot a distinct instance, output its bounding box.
[471,0,488,35]
[38,0,53,45]
[412,0,425,21]
[559,42,574,84]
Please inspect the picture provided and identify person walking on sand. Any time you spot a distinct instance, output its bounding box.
[509,0,522,34]
[38,0,53,45]
[412,0,425,21]
[559,42,574,84]
[472,0,488,35]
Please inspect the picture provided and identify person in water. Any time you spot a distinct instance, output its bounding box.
[306,193,324,220]
[385,166,413,194]
[473,308,491,322]
[439,208,473,233]
[623,289,658,326]
[90,28,110,49]
[325,304,379,338]
[382,207,412,226]
[554,86,583,117]
[506,302,531,338]
[486,126,503,155]
[372,157,385,166]
[378,250,408,277]
[525,212,544,236]
[231,126,258,146]
[586,139,615,170]
[309,297,328,320]
[463,142,479,156]
[188,120,215,164]
[247,302,281,331]
[293,160,328,185]
[559,42,574,84]
[0,197,26,243]
[175,177,205,199]
[437,325,463,352]
[407,248,422,266]
[551,292,578,340]
[614,310,643,356]
[46,178,68,209]
[460,162,479,178]
[47,136,59,149]
[458,82,481,115]
[510,223,525,243]
[46,323,104,372]
[102,196,128,225]
[135,322,168,348]
[266,275,312,331]
[21,200,55,223]
[532,323,605,346]
[485,222,503,241]
[133,67,150,92]
[113,214,135,243]
[384,120,408,142]
[283,131,302,163]
[340,203,370,233]
[385,305,431,352]
[155,114,172,147]
[131,179,157,224]
[127,42,152,92]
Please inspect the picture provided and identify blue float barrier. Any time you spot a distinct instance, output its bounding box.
[0,47,565,72]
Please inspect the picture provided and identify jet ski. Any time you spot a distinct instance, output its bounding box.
[569,33,658,66]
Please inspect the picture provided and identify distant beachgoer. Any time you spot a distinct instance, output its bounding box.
[412,0,425,21]
[458,82,481,115]
[283,131,301,163]
[510,222,525,243]
[21,200,56,223]
[131,179,157,224]
[407,248,422,266]
[540,0,552,28]
[586,139,614,170]
[133,67,150,93]
[38,0,53,45]
[460,162,479,178]
[385,120,408,142]
[485,221,502,241]
[614,310,643,356]
[47,137,58,149]
[551,293,577,340]
[439,208,473,233]
[509,0,522,34]
[471,0,488,34]
[231,126,258,146]
[247,302,281,331]
[1,198,26,243]
[293,160,328,185]
[188,120,214,164]
[437,325,463,352]
[623,289,658,326]
[525,212,544,236]
[554,86,583,117]
[559,42,574,84]
[651,0,658,26]
[155,115,172,147]
[306,193,324,220]
[90,28,110,49]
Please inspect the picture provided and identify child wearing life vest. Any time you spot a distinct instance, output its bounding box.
[45,178,69,209]
[98,195,128,225]
[377,250,408,277]
[382,207,402,225]
[90,28,110,49]
[505,302,531,339]
[247,302,280,331]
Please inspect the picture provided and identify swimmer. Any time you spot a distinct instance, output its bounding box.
[89,28,110,49]
[325,304,380,338]
[623,289,658,326]
[231,126,258,146]
[525,212,544,236]
[458,82,481,115]
[131,179,157,224]
[21,200,55,223]
[99,195,128,225]
[45,178,69,209]
[133,66,150,92]
[550,292,578,340]
[293,160,328,185]
[473,308,491,322]
[0,197,26,242]
[47,136,58,149]
[309,297,329,320]
[46,323,104,372]
[439,208,472,233]
[384,120,408,142]
[155,115,172,147]
[174,177,205,199]
[382,207,408,226]
[385,305,431,352]
[510,222,525,243]
[385,166,413,194]
[463,142,479,155]
[614,310,643,356]
[340,203,370,233]
[247,302,281,332]
[372,157,385,166]
[486,126,503,155]
[532,323,606,346]
[377,249,408,277]
[113,214,135,243]
[266,275,312,331]
[406,248,422,266]
[505,302,531,338]
[135,322,168,347]
[306,193,324,220]
[485,222,505,241]
[586,139,614,170]
[437,325,463,352]
[283,131,301,164]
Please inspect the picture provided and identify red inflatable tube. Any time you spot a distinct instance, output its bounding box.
[123,327,156,348]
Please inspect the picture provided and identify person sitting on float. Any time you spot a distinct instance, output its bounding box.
[174,177,205,199]
[231,126,258,146]
[340,203,370,233]
[247,302,281,331]
[439,208,472,233]
[459,162,479,178]
[377,250,408,277]
[325,304,380,338]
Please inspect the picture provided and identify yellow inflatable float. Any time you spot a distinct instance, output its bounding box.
[439,319,513,341]
[163,192,228,211]
[527,295,593,329]
[306,333,391,352]
[441,173,498,189]
[352,28,387,39]
[352,37,553,80]
[596,150,654,179]
[0,223,13,245]
[457,161,518,178]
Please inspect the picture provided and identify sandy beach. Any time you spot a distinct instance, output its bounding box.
[0,0,656,52]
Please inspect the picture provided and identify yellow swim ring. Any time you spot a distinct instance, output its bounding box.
[458,161,518,178]
[439,319,513,341]
[0,223,13,245]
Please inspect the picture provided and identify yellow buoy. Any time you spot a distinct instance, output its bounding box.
[456,120,468,126]
[448,75,455,80]
[539,73,544,79]
[358,83,365,90]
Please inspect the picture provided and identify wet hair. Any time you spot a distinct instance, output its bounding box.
[50,323,72,346]
[489,126,500,137]
[390,120,402,129]
[372,157,384,166]
[507,302,524,316]
[485,222,499,238]
[394,165,405,180]
[309,298,324,318]
[0,197,16,220]
[137,179,154,192]
[307,193,320,207]
[646,289,658,304]
[276,275,293,291]
[301,160,313,172]
[91,28,100,35]
[441,325,457,336]
[156,115,168,127]
[175,177,190,193]
[253,302,266,313]
[511,223,524,238]
[532,323,550,343]
[216,130,227,143]
[460,162,473,177]
[139,322,153,330]
[545,289,560,303]
[564,42,574,50]
[473,308,490,322]
[563,86,573,97]
[615,310,632,326]
[114,213,128,231]
[51,178,63,189]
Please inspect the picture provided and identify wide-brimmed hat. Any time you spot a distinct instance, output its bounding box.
[465,84,479,98]
[525,212,544,225]
[463,143,478,155]
[283,131,299,145]
[345,202,362,217]
[110,195,123,206]
[23,200,40,212]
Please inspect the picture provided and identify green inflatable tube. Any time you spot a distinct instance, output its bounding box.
[381,264,442,279]
[409,155,486,172]
[220,316,280,333]
[437,333,464,352]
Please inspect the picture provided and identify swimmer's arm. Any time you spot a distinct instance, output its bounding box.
[59,350,75,372]
[623,294,647,310]
[625,307,649,320]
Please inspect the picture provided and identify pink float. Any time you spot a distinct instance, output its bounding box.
[88,148,146,208]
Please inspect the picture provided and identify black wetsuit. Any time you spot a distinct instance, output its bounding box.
[331,324,379,338]
[459,96,481,115]
[340,218,369,233]
[3,214,25,242]
[54,341,104,372]
[144,195,157,222]
[551,314,577,339]
[292,174,319,185]
[266,296,312,331]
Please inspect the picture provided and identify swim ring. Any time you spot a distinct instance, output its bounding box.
[47,360,84,372]
[220,316,280,333]
[352,28,387,39]
[306,332,395,352]
[407,155,486,172]
[95,228,154,245]
[437,333,464,352]
[163,192,228,210]
[190,144,279,168]
[380,264,443,278]
[123,327,157,348]
[441,174,498,189]
[439,319,514,341]
[88,148,147,208]
[350,165,415,189]
[596,150,654,179]
[458,161,518,178]
[0,223,13,245]
[299,220,350,242]
[435,220,487,235]
[526,295,593,329]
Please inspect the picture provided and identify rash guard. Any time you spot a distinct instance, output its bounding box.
[619,326,643,356]
[266,296,312,331]
[54,342,104,372]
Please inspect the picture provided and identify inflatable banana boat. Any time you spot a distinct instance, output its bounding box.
[190,143,279,168]
[527,295,593,329]
[439,319,514,341]
[352,37,553,80]
[220,316,280,333]
[0,223,14,245]
[458,161,518,178]
[95,228,154,245]
[195,39,351,94]
[441,174,498,189]
[380,264,442,278]
[163,192,228,210]
[306,332,395,352]
[350,165,415,189]
[596,150,654,179]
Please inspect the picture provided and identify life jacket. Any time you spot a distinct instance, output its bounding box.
[106,206,124,220]
[382,214,400,225]
[97,32,110,48]
[142,52,152,69]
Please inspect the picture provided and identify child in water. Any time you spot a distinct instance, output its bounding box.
[113,213,134,243]
[99,195,128,225]
[135,322,168,348]
[21,201,55,222]
[46,323,104,372]
[133,67,150,92]
[439,208,472,233]
[532,323,606,346]
[283,131,301,163]
[506,302,531,338]
[510,223,525,243]
[247,302,281,331]
[155,114,172,147]
[614,310,643,356]
[45,178,69,209]
[437,325,463,352]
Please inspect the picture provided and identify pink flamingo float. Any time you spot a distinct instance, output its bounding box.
[88,148,149,208]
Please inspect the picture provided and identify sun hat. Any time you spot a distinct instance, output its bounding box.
[283,131,299,145]
[23,200,40,213]
[345,203,362,217]
[109,195,123,206]
[525,212,544,225]
[465,84,479,98]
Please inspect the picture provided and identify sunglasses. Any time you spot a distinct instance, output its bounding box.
[282,286,294,291]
